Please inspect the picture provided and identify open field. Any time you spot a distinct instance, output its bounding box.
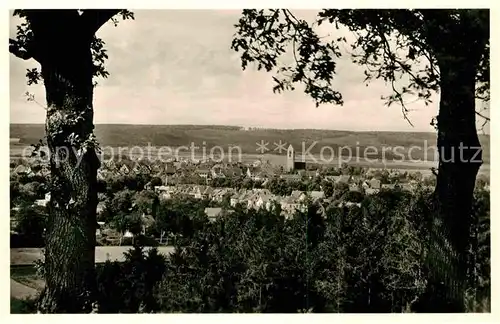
[11,280,39,303]
[11,246,175,266]
[10,246,175,302]
[11,267,44,292]
[10,123,490,163]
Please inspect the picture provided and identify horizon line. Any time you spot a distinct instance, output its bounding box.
[10,122,491,136]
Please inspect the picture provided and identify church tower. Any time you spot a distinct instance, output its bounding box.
[286,144,295,172]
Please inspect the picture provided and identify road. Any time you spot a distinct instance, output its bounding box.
[10,246,175,301]
[11,279,38,300]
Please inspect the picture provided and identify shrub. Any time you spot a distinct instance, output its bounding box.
[95,246,167,313]
[151,187,489,313]
[11,297,37,314]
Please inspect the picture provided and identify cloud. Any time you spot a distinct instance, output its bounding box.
[9,10,488,133]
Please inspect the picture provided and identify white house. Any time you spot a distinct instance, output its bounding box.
[365,188,379,195]
[254,193,276,210]
[369,178,381,189]
[123,230,134,238]
[34,199,48,207]
[14,164,32,175]
[338,202,362,208]
[205,207,223,222]
[310,191,325,201]
[280,174,301,182]
[333,175,351,184]
[34,192,51,207]
[290,190,307,202]
[280,196,306,219]
[399,183,414,192]
[349,183,361,192]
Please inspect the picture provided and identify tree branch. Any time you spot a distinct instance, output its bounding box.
[10,10,83,62]
[81,9,122,35]
[283,9,301,24]
[475,111,489,121]
[376,29,415,127]
[24,9,81,33]
[9,38,33,60]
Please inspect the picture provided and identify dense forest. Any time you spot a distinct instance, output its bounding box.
[89,188,492,312]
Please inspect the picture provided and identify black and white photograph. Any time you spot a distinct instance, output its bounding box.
[8,5,492,314]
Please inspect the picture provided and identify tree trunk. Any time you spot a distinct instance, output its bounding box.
[160,230,165,245]
[430,56,482,311]
[37,37,99,313]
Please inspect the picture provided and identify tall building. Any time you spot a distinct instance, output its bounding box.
[286,144,295,172]
[286,144,306,172]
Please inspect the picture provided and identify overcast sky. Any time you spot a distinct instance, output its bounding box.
[9,10,490,133]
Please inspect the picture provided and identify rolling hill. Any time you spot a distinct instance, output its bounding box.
[10,124,491,163]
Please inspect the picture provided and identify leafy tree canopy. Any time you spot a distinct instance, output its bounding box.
[9,9,134,86]
[231,9,489,127]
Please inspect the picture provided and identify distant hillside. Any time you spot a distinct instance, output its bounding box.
[10,124,490,163]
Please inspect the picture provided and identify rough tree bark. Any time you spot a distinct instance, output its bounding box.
[32,20,99,313]
[429,40,484,311]
[38,46,99,312]
[8,10,124,313]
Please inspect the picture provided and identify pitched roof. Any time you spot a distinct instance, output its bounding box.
[310,191,325,199]
[291,190,305,199]
[338,175,351,183]
[97,169,107,180]
[338,202,362,208]
[399,183,413,191]
[154,185,171,192]
[253,160,262,167]
[203,186,214,195]
[104,160,116,169]
[258,194,275,202]
[365,188,379,195]
[281,196,300,205]
[238,191,252,201]
[119,163,130,174]
[14,165,30,174]
[253,188,272,196]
